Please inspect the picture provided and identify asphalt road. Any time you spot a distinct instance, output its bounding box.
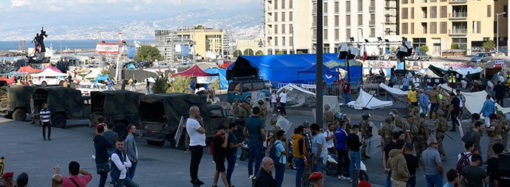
[0,108,505,187]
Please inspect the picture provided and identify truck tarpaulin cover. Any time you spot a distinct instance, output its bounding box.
[139,93,209,126]
[227,54,361,83]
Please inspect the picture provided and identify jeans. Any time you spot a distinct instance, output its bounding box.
[425,174,443,187]
[42,122,51,138]
[403,85,409,91]
[248,141,263,176]
[294,158,305,187]
[312,156,323,172]
[272,102,277,113]
[349,151,361,179]
[421,105,428,116]
[344,93,351,103]
[98,173,107,187]
[114,178,138,187]
[336,149,349,177]
[226,152,237,185]
[407,175,416,187]
[430,103,439,119]
[275,162,285,187]
[190,146,203,180]
[385,171,392,187]
[127,161,137,180]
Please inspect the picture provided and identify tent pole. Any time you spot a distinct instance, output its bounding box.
[316,0,324,129]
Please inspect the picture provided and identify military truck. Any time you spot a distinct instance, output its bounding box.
[90,90,142,139]
[140,93,229,147]
[0,85,36,121]
[31,87,90,128]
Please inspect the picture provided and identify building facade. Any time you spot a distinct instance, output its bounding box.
[264,0,399,55]
[236,37,266,55]
[400,0,508,56]
[178,27,224,59]
[155,30,191,62]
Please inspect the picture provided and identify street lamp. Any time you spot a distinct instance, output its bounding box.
[496,12,506,54]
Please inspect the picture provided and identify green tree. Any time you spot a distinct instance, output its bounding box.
[419,45,429,53]
[244,48,254,56]
[233,50,242,57]
[255,50,264,55]
[296,51,304,54]
[209,78,220,90]
[276,51,285,55]
[134,46,163,62]
[101,69,110,75]
[195,25,204,29]
[451,44,460,49]
[169,76,192,93]
[483,40,495,51]
[152,77,169,94]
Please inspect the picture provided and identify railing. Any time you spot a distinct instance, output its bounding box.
[450,0,467,3]
[450,12,467,18]
[451,28,467,34]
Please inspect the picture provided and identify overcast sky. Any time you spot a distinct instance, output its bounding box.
[0,0,260,30]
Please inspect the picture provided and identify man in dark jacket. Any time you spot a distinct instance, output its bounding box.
[494,81,506,106]
[254,157,276,187]
[94,125,112,187]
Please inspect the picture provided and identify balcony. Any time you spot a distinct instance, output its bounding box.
[450,28,467,35]
[449,0,467,4]
[449,12,467,20]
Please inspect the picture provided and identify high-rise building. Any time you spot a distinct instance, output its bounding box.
[264,0,398,55]
[155,30,191,62]
[400,0,508,56]
[155,27,225,61]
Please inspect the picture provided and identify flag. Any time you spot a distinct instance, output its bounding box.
[362,45,368,65]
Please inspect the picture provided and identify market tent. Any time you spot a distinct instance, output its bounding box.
[439,84,510,114]
[297,64,340,84]
[203,68,228,90]
[428,65,481,79]
[172,65,218,77]
[18,66,43,73]
[227,54,362,84]
[347,89,393,110]
[85,69,102,79]
[47,65,62,73]
[31,68,67,77]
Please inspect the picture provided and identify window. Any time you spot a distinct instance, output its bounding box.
[346,15,351,26]
[282,24,286,33]
[358,15,363,26]
[411,23,415,34]
[411,8,415,19]
[282,0,285,9]
[488,5,491,17]
[324,2,328,13]
[440,22,447,34]
[275,12,278,22]
[282,36,286,46]
[335,2,339,13]
[370,28,375,37]
[422,22,427,34]
[477,21,481,33]
[358,0,362,11]
[290,36,293,46]
[324,16,328,26]
[431,6,437,18]
[440,6,447,18]
[282,12,286,21]
[275,37,278,46]
[402,23,408,34]
[335,15,339,26]
[274,0,278,10]
[335,29,339,40]
[275,24,278,34]
[422,7,428,19]
[289,0,293,9]
[346,29,351,41]
[324,29,328,40]
[289,24,293,33]
[346,1,351,12]
[452,38,467,50]
[402,8,408,19]
[430,22,437,34]
[289,12,293,21]
[402,0,408,3]
[412,38,426,49]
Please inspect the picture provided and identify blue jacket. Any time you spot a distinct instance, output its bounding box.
[334,127,348,151]
[480,99,496,117]
[419,93,429,107]
[403,78,409,86]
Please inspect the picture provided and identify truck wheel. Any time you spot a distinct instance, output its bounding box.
[114,121,128,139]
[147,140,165,146]
[41,81,47,87]
[52,114,67,128]
[12,109,26,121]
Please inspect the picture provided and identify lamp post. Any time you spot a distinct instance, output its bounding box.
[316,0,324,129]
[496,12,506,54]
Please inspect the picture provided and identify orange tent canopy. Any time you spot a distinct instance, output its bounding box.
[18,66,43,73]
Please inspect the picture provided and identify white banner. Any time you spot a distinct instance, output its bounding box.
[96,43,119,54]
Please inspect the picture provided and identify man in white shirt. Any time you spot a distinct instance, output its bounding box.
[279,89,287,116]
[325,124,336,154]
[186,106,206,185]
[111,139,138,187]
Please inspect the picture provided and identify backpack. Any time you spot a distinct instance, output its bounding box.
[461,129,473,143]
[456,152,472,174]
[269,141,282,164]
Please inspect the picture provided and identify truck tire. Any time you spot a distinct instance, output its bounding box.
[52,114,67,128]
[147,140,165,146]
[114,121,128,139]
[12,109,26,121]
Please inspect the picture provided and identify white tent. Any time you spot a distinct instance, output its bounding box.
[439,84,510,114]
[31,68,67,77]
[84,69,102,79]
[379,83,408,96]
[348,89,393,110]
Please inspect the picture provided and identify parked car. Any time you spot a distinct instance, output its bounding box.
[158,63,169,68]
[76,83,110,96]
[471,52,492,63]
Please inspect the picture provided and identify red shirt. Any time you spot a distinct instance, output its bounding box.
[62,175,92,187]
[342,83,350,93]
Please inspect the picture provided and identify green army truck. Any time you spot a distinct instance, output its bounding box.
[90,90,142,139]
[0,85,36,121]
[31,87,91,128]
[140,93,229,147]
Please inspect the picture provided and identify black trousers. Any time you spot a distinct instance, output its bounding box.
[190,145,203,180]
[336,149,350,177]
[451,111,459,130]
[280,103,287,115]
[42,122,51,138]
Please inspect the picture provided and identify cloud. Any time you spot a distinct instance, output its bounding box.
[10,0,31,7]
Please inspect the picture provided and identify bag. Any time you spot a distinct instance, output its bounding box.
[96,162,110,174]
[461,129,473,143]
[456,152,472,174]
[269,141,282,163]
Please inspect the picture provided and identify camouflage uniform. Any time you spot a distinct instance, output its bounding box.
[324,105,335,126]
[487,117,504,159]
[413,114,430,160]
[359,114,373,159]
[435,110,449,160]
[378,117,394,152]
[390,109,405,130]
[257,101,268,124]
[240,102,252,118]
[501,116,509,148]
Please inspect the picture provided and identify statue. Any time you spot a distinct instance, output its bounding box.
[32,27,48,60]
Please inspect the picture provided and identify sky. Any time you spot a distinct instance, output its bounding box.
[0,0,260,31]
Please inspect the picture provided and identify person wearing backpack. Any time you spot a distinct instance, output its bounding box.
[272,130,287,187]
[456,141,474,177]
[461,154,488,187]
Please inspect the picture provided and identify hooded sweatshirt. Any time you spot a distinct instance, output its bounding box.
[291,134,306,159]
[387,149,410,182]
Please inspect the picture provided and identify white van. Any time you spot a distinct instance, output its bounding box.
[30,76,65,87]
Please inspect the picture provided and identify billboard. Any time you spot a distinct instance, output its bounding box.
[96,43,119,54]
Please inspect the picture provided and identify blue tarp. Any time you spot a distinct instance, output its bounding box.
[204,68,228,90]
[94,74,108,83]
[297,64,339,84]
[228,54,361,84]
[127,64,136,70]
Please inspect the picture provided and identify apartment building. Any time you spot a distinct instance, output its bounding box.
[265,0,399,54]
[400,0,508,56]
[155,30,192,62]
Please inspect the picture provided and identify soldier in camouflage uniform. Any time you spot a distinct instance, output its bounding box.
[231,99,243,117]
[498,112,510,149]
[324,105,335,127]
[487,113,503,159]
[403,117,416,143]
[240,100,252,118]
[435,110,449,161]
[378,117,394,152]
[413,113,430,160]
[267,114,281,144]
[359,113,373,160]
[257,100,268,124]
[389,109,405,131]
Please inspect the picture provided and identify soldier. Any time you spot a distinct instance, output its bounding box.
[435,110,449,161]
[231,99,242,117]
[498,111,509,149]
[389,109,405,130]
[257,100,268,124]
[240,99,252,118]
[267,114,281,144]
[359,113,373,160]
[378,117,394,152]
[413,113,430,160]
[324,105,335,127]
[403,117,415,143]
[486,114,502,159]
